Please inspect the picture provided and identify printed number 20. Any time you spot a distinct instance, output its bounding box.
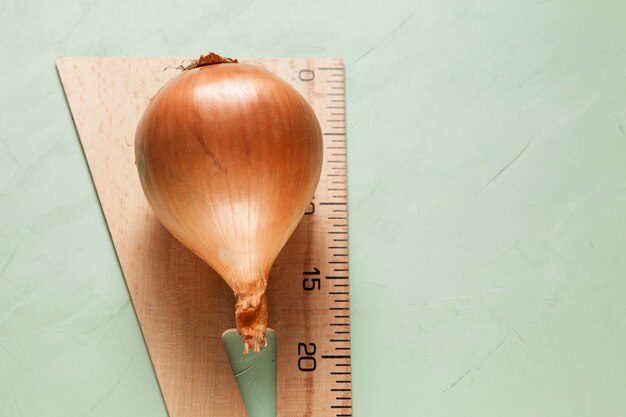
[298,342,316,372]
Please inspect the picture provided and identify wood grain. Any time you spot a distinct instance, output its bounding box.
[57,57,350,417]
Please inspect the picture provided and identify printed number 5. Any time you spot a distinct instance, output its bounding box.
[303,277,320,291]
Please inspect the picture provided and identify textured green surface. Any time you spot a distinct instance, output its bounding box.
[2,1,626,416]
[223,329,276,417]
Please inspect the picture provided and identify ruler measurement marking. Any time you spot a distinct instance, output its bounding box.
[319,62,351,417]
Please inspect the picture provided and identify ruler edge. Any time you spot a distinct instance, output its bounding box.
[313,60,353,417]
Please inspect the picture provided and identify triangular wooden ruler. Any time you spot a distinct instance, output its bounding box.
[57,57,351,417]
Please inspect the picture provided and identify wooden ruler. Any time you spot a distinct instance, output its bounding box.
[57,56,351,417]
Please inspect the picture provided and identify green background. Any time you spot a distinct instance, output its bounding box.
[2,1,626,416]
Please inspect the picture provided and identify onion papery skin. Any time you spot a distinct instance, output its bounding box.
[135,61,323,352]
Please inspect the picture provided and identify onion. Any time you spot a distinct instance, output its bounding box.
[135,53,323,353]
